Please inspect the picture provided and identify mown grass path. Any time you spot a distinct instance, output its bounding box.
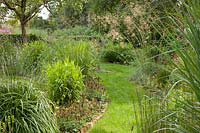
[89,63,139,133]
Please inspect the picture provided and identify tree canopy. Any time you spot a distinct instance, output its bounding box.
[1,0,51,42]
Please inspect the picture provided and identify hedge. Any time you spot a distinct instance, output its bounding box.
[0,34,42,44]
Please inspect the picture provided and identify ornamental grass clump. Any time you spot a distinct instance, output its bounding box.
[134,0,200,132]
[0,82,59,133]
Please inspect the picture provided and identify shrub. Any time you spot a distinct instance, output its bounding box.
[21,41,46,74]
[53,26,101,37]
[51,26,104,43]
[102,43,134,64]
[30,17,54,30]
[0,82,59,133]
[46,59,85,106]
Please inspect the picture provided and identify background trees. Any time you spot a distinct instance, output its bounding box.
[0,0,89,43]
[1,0,51,43]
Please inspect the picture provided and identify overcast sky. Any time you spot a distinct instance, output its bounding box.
[38,7,50,19]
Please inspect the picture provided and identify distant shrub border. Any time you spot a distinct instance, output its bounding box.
[0,34,42,44]
[102,43,135,65]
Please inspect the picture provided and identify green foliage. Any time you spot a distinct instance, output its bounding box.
[134,89,200,133]
[58,119,84,133]
[30,17,54,30]
[0,6,7,21]
[0,43,21,76]
[89,0,121,14]
[134,1,200,132]
[172,0,200,102]
[90,0,179,47]
[64,42,97,75]
[90,1,151,46]
[167,93,200,132]
[174,104,200,132]
[86,89,107,102]
[0,34,42,44]
[133,95,169,133]
[132,45,173,92]
[43,40,97,76]
[145,46,172,64]
[52,26,102,38]
[0,82,59,133]
[21,41,46,74]
[145,46,161,59]
[49,0,89,29]
[102,43,134,64]
[90,63,137,132]
[46,59,85,106]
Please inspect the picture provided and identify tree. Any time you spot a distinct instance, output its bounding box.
[89,0,122,14]
[1,0,50,43]
[0,5,8,24]
[48,0,89,28]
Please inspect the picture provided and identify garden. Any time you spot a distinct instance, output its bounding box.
[0,0,200,133]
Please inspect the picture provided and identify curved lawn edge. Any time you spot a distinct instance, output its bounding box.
[89,63,140,133]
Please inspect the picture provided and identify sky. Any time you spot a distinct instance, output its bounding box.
[38,7,50,19]
[1,3,50,20]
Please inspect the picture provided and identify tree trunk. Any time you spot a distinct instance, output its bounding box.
[87,13,91,27]
[20,21,27,44]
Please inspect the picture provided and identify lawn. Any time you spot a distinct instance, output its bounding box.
[89,63,143,133]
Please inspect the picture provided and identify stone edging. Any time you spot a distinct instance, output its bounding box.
[79,103,108,133]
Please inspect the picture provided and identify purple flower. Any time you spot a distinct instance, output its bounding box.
[0,29,12,34]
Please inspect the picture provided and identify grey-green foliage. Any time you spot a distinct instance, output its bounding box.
[46,59,85,106]
[0,43,21,76]
[133,62,170,90]
[0,82,59,133]
[134,89,200,133]
[168,97,200,133]
[133,94,172,133]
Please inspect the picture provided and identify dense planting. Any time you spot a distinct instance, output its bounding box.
[47,59,85,106]
[21,41,46,74]
[0,0,199,132]
[0,34,41,44]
